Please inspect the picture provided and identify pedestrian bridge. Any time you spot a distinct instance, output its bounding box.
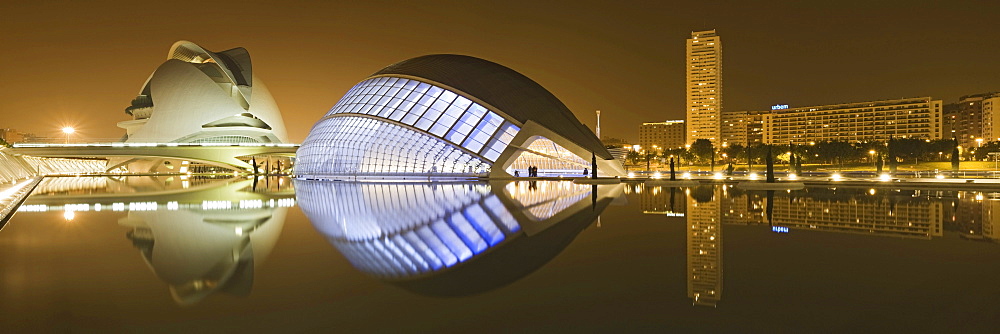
[10,143,299,171]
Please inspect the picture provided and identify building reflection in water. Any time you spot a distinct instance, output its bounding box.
[17,175,294,305]
[296,180,623,296]
[722,187,944,239]
[687,186,721,307]
[638,185,686,216]
[630,184,987,308]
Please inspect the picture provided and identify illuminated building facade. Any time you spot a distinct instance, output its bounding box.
[761,97,943,144]
[0,129,36,144]
[117,41,288,144]
[686,30,722,145]
[945,92,999,146]
[969,93,1000,145]
[296,55,624,178]
[639,120,685,150]
[720,110,763,146]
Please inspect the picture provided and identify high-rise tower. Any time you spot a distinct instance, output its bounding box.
[686,30,722,145]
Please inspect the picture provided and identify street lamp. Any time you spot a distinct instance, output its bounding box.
[61,127,75,144]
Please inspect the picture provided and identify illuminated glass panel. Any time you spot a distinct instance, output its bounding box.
[507,137,589,173]
[295,116,490,176]
[483,122,520,161]
[301,76,527,177]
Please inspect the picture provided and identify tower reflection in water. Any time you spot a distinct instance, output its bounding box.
[637,184,982,308]
[296,180,623,296]
[18,175,294,305]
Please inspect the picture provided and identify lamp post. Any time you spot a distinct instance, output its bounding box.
[61,127,75,144]
[869,150,876,170]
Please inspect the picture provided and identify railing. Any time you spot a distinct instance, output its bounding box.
[1,177,43,228]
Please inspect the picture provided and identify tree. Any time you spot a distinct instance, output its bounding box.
[973,141,1000,161]
[814,141,858,168]
[723,143,745,162]
[929,139,955,161]
[662,148,690,166]
[891,138,930,164]
[626,150,641,167]
[690,139,714,164]
[642,151,658,171]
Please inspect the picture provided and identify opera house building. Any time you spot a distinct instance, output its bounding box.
[118,41,287,144]
[105,41,290,173]
[295,55,625,178]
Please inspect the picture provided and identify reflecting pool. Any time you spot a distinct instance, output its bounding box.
[2,177,1000,332]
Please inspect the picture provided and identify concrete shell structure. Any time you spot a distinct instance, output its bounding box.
[295,55,624,178]
[117,41,288,144]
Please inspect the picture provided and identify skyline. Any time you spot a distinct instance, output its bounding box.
[2,1,999,142]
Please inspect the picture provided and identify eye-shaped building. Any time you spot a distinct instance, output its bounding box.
[295,55,625,178]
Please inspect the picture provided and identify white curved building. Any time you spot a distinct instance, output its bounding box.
[295,55,625,178]
[117,41,287,144]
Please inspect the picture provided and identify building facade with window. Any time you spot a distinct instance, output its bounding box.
[639,120,685,150]
[761,97,943,145]
[944,92,1000,146]
[295,54,624,178]
[686,30,722,145]
[720,110,763,146]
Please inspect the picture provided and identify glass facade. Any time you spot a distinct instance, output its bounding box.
[296,76,523,177]
[507,137,590,174]
[295,117,490,175]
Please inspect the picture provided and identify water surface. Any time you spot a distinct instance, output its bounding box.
[2,177,998,332]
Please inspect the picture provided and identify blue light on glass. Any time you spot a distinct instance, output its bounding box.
[772,226,790,233]
[771,104,789,110]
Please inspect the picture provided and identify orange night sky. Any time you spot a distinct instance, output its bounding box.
[1,1,998,142]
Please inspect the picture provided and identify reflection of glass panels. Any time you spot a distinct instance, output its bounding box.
[508,137,589,172]
[295,117,491,176]
[296,180,610,292]
[297,181,525,278]
[300,76,524,176]
[504,181,592,221]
